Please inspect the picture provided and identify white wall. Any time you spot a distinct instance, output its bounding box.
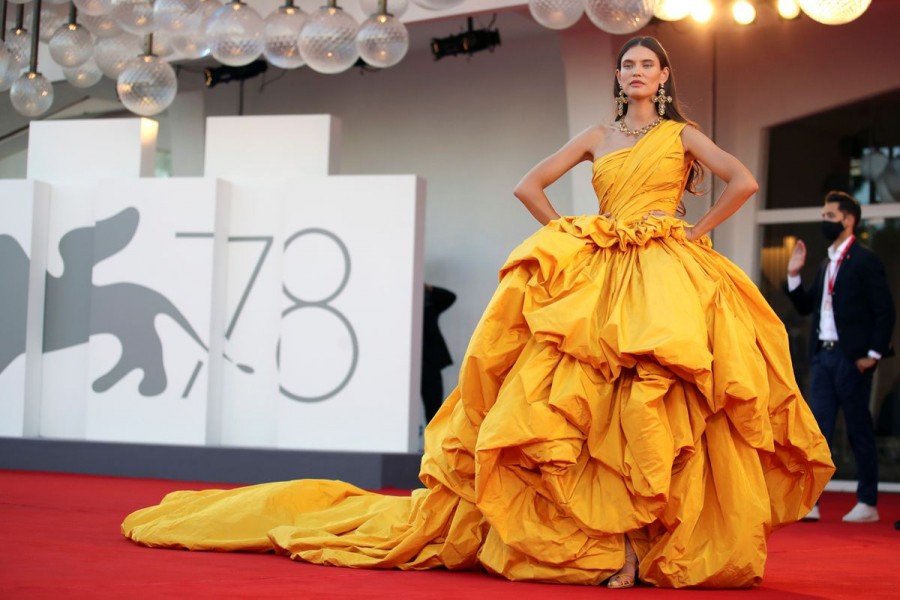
[177,12,573,390]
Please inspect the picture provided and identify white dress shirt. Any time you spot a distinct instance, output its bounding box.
[787,236,882,360]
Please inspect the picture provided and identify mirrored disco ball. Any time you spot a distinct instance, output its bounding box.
[7,28,32,70]
[81,13,124,38]
[410,0,464,9]
[117,54,178,116]
[49,24,94,68]
[585,0,655,34]
[206,1,265,67]
[112,0,157,35]
[94,33,143,78]
[797,0,871,24]
[73,0,115,17]
[264,5,306,69]
[64,57,105,87]
[298,6,358,74]
[154,0,201,34]
[359,0,409,17]
[356,13,408,68]
[11,72,54,117]
[528,0,584,30]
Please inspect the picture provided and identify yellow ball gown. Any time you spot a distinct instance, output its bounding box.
[122,120,834,588]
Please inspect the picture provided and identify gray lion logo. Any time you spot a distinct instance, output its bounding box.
[0,207,243,397]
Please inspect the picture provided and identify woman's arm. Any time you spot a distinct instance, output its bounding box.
[681,126,759,241]
[513,127,603,225]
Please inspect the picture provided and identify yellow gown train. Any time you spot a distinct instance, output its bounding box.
[123,120,834,588]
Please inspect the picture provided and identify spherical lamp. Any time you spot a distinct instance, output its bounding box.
[359,0,408,17]
[11,71,54,117]
[654,0,695,21]
[153,0,200,34]
[81,13,124,37]
[527,0,583,30]
[112,0,157,35]
[73,0,114,17]
[117,52,178,116]
[94,32,142,78]
[264,3,306,69]
[205,0,265,67]
[585,0,655,34]
[49,23,94,67]
[63,56,104,87]
[298,3,358,74]
[356,7,407,68]
[797,0,871,25]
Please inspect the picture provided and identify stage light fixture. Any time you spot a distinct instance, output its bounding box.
[431,16,500,61]
[204,60,268,87]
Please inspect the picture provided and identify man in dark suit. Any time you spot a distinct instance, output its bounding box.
[422,284,457,423]
[786,191,895,523]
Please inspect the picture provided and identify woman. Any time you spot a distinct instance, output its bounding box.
[123,37,834,589]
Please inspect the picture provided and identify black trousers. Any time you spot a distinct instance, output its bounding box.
[421,365,444,424]
[809,345,878,506]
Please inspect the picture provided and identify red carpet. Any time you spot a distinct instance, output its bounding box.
[1,470,897,599]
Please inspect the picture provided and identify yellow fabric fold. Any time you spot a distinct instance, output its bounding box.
[123,118,834,588]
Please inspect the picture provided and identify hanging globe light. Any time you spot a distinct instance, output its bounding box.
[151,29,176,56]
[49,23,94,67]
[654,0,696,21]
[264,2,306,69]
[153,0,200,34]
[585,0,655,34]
[111,0,157,35]
[7,27,31,70]
[117,41,178,116]
[63,56,104,87]
[410,0,464,9]
[11,71,54,116]
[81,13,124,37]
[0,41,19,92]
[298,1,358,74]
[73,0,114,17]
[205,0,264,66]
[777,0,802,19]
[94,31,142,77]
[528,0,583,30]
[26,2,69,42]
[797,0,870,24]
[11,0,54,118]
[170,0,219,59]
[359,0,408,17]
[356,4,408,68]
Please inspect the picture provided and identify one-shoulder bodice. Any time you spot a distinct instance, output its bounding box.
[592,120,687,222]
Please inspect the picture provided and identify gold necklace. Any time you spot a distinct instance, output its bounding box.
[617,117,662,137]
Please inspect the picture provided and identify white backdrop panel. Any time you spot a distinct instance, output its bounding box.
[39,184,101,439]
[0,181,50,437]
[218,181,288,447]
[275,175,424,453]
[84,179,228,445]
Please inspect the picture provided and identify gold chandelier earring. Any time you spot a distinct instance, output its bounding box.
[615,87,628,117]
[654,84,672,117]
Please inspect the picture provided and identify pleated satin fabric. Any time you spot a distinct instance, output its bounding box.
[123,120,834,588]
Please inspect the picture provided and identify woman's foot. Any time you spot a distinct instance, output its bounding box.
[607,539,638,589]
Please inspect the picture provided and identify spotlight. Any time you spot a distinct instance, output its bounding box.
[431,17,500,61]
[204,60,269,88]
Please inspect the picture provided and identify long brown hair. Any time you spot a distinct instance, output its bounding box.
[614,36,705,197]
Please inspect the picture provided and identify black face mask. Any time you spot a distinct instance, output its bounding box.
[821,220,844,242]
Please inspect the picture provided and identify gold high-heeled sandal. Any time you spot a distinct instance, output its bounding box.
[607,544,638,589]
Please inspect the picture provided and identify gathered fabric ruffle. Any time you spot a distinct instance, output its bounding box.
[122,119,833,589]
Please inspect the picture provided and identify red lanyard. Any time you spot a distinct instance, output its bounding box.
[827,235,854,296]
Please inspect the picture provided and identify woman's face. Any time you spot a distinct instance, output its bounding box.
[616,45,670,100]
